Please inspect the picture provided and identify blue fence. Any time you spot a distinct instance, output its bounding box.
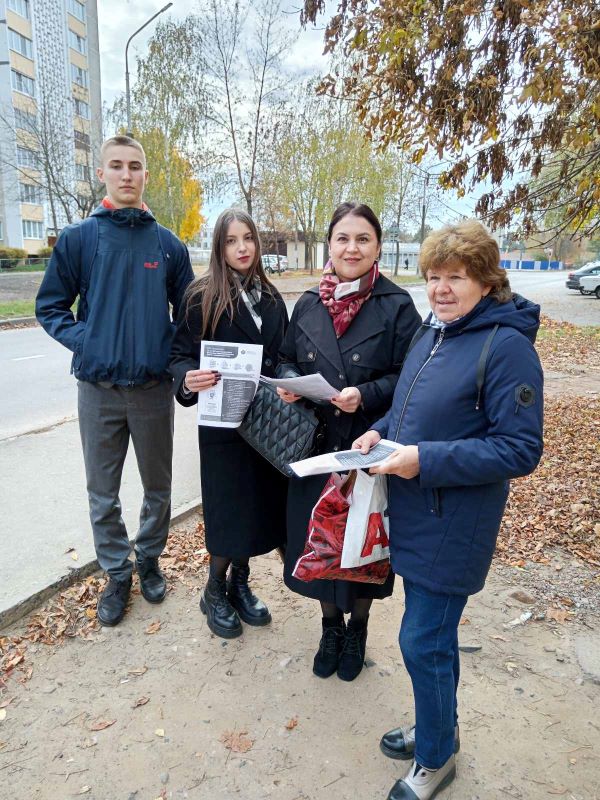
[500,259,562,271]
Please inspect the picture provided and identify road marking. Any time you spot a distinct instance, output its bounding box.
[12,354,46,362]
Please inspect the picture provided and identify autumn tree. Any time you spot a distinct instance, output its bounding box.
[301,0,600,239]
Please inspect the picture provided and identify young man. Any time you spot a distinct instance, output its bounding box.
[36,135,194,626]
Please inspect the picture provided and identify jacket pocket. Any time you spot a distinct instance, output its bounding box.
[424,487,442,517]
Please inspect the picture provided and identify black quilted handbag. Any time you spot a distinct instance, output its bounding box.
[238,381,321,477]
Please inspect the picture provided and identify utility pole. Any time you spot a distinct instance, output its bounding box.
[417,172,429,275]
[125,3,173,136]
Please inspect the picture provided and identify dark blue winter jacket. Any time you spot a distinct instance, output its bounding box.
[35,205,194,385]
[371,294,544,596]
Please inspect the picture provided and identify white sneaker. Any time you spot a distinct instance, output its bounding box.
[386,755,456,800]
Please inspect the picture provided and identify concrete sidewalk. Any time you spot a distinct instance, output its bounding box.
[0,403,201,628]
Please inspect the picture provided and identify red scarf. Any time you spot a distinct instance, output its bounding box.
[319,260,379,337]
[102,197,150,212]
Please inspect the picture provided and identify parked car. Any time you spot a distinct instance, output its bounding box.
[261,254,288,274]
[579,274,600,299]
[565,262,600,293]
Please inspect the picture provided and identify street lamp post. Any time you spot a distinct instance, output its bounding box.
[125,3,173,136]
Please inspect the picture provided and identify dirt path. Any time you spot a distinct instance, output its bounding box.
[1,530,599,800]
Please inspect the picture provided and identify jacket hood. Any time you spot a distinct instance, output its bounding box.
[425,293,541,344]
[91,204,156,225]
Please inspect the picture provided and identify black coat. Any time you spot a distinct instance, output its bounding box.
[169,288,289,558]
[277,275,421,610]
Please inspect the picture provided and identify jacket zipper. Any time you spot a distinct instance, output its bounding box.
[128,214,135,385]
[393,330,445,442]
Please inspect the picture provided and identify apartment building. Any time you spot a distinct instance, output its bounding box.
[0,0,102,252]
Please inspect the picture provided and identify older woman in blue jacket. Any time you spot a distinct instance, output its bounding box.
[353,220,544,800]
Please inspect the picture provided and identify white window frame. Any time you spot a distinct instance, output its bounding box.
[11,69,36,97]
[73,98,90,119]
[17,146,37,168]
[22,219,44,239]
[67,0,86,23]
[75,163,91,182]
[20,182,42,204]
[8,28,33,59]
[71,64,88,88]
[68,29,87,55]
[14,107,37,131]
[7,0,30,20]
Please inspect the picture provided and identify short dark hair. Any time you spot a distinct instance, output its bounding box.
[327,202,383,244]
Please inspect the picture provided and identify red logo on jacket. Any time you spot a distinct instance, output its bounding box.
[144,261,159,269]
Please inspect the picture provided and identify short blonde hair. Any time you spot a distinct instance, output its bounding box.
[100,135,146,165]
[419,220,512,303]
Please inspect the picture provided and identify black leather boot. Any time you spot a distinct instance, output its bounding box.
[97,576,132,627]
[380,725,460,760]
[200,576,243,638]
[227,564,272,626]
[135,555,167,603]
[313,617,345,678]
[337,617,368,681]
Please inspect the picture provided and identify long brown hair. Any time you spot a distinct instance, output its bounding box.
[185,208,275,338]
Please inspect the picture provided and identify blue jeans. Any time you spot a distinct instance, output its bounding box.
[400,578,468,769]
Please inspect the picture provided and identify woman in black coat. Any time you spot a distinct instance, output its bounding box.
[277,202,421,681]
[169,209,288,640]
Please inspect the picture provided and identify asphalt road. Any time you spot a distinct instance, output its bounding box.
[0,270,596,623]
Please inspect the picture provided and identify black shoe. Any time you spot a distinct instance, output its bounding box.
[337,617,368,682]
[313,617,345,678]
[200,576,243,639]
[227,564,271,626]
[136,555,167,604]
[97,577,132,627]
[380,725,460,761]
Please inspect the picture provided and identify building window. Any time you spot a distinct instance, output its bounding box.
[67,0,86,22]
[7,0,30,19]
[22,220,44,239]
[20,182,42,204]
[73,98,90,119]
[68,29,87,55]
[75,163,91,182]
[17,146,37,168]
[14,107,37,131]
[74,129,91,150]
[8,28,33,59]
[11,69,35,97]
[71,64,88,88]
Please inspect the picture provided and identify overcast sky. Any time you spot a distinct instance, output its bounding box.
[97,0,328,107]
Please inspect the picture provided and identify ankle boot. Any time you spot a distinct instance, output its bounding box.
[386,755,456,800]
[200,576,243,639]
[227,564,271,626]
[313,616,345,678]
[337,616,368,681]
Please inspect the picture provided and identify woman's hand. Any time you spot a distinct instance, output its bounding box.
[184,369,220,393]
[331,387,362,414]
[277,387,301,403]
[352,430,381,454]
[370,445,420,479]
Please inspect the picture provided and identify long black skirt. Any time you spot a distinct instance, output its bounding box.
[283,473,394,613]
[199,427,287,558]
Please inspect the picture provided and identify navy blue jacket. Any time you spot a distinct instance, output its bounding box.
[36,205,194,385]
[371,294,544,596]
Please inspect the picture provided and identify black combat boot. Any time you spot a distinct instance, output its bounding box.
[227,564,272,626]
[313,616,345,678]
[135,555,167,603]
[200,576,243,639]
[337,617,368,681]
[97,576,132,627]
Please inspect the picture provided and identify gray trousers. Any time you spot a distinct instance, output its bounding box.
[78,380,174,581]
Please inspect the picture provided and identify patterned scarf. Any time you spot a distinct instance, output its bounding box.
[231,269,262,332]
[319,260,379,337]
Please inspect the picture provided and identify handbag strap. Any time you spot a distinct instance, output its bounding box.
[341,469,357,498]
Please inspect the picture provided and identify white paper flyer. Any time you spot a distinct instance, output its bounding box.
[289,439,402,477]
[197,341,263,428]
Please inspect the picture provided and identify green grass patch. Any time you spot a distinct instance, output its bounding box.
[0,261,48,273]
[0,300,36,319]
[390,273,425,286]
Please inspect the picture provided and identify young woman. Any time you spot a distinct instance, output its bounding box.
[277,202,421,681]
[169,209,288,639]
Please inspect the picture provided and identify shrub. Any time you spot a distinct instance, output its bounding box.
[37,245,53,257]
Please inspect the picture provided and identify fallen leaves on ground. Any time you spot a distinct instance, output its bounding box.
[219,729,254,753]
[498,397,600,567]
[89,718,116,731]
[285,716,299,730]
[535,315,600,373]
[145,621,161,635]
[0,522,207,687]
[132,696,150,708]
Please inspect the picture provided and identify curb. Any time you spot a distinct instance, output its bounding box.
[0,316,38,328]
[0,498,202,631]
